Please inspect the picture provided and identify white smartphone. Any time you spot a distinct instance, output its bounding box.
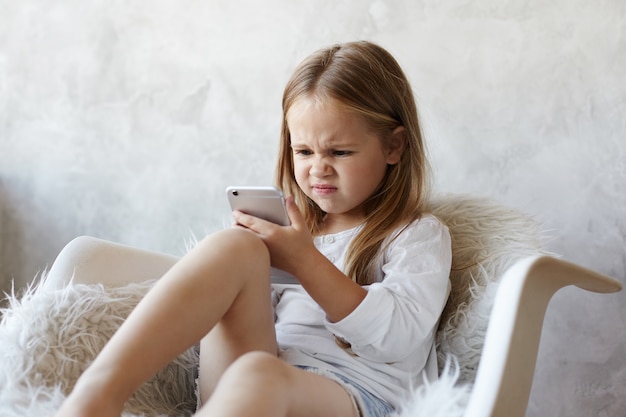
[226,186,290,226]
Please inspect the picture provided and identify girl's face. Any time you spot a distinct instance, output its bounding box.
[287,96,402,232]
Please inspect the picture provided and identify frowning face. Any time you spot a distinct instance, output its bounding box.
[287,96,400,232]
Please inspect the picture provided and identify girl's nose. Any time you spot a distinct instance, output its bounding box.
[310,156,331,177]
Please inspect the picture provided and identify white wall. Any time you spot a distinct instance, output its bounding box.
[1,1,624,415]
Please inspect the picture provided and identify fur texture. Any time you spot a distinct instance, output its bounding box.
[0,280,198,417]
[394,359,472,417]
[0,194,546,416]
[428,194,549,384]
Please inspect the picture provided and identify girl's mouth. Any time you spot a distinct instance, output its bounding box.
[313,184,337,196]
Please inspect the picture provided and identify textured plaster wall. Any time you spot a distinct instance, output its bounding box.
[1,0,624,415]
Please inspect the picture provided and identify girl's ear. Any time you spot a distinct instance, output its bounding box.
[385,126,407,165]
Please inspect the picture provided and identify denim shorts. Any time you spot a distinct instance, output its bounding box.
[295,365,395,417]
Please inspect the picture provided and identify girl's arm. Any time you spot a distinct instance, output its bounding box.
[325,216,452,364]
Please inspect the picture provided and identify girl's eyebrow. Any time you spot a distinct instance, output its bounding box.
[290,142,308,148]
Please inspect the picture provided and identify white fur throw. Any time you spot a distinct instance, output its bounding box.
[0,280,198,416]
[0,194,546,417]
[428,194,547,384]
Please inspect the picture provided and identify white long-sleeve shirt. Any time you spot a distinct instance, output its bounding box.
[272,214,452,409]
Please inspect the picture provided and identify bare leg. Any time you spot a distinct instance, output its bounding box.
[197,352,359,417]
[55,228,278,417]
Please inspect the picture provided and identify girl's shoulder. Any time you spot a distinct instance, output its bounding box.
[382,213,451,254]
[393,213,449,239]
[414,212,447,227]
[374,213,452,281]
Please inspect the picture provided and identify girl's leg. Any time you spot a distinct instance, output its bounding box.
[56,228,278,417]
[197,352,359,417]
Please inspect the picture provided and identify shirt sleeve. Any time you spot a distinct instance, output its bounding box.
[324,216,452,364]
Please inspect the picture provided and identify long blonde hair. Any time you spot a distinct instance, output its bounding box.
[276,41,430,285]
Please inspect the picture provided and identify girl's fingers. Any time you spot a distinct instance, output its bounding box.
[232,210,267,231]
[284,196,305,230]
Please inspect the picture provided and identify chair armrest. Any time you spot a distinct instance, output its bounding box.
[42,236,180,290]
[464,256,622,417]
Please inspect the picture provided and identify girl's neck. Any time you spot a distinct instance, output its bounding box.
[316,214,364,236]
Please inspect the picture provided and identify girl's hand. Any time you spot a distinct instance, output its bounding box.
[234,196,366,321]
[232,196,316,276]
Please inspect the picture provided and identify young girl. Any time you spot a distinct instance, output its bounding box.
[56,40,452,417]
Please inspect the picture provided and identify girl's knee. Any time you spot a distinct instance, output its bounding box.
[198,229,270,264]
[223,351,291,386]
[191,229,272,291]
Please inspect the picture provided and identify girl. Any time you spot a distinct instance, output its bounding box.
[56,40,452,417]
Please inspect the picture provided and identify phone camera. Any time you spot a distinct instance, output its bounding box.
[232,190,239,196]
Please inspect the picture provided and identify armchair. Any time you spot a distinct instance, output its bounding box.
[0,194,621,417]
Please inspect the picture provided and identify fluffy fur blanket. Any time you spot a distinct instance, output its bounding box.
[0,280,198,416]
[0,194,546,416]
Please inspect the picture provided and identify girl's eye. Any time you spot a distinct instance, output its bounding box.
[294,149,312,156]
[333,150,352,157]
